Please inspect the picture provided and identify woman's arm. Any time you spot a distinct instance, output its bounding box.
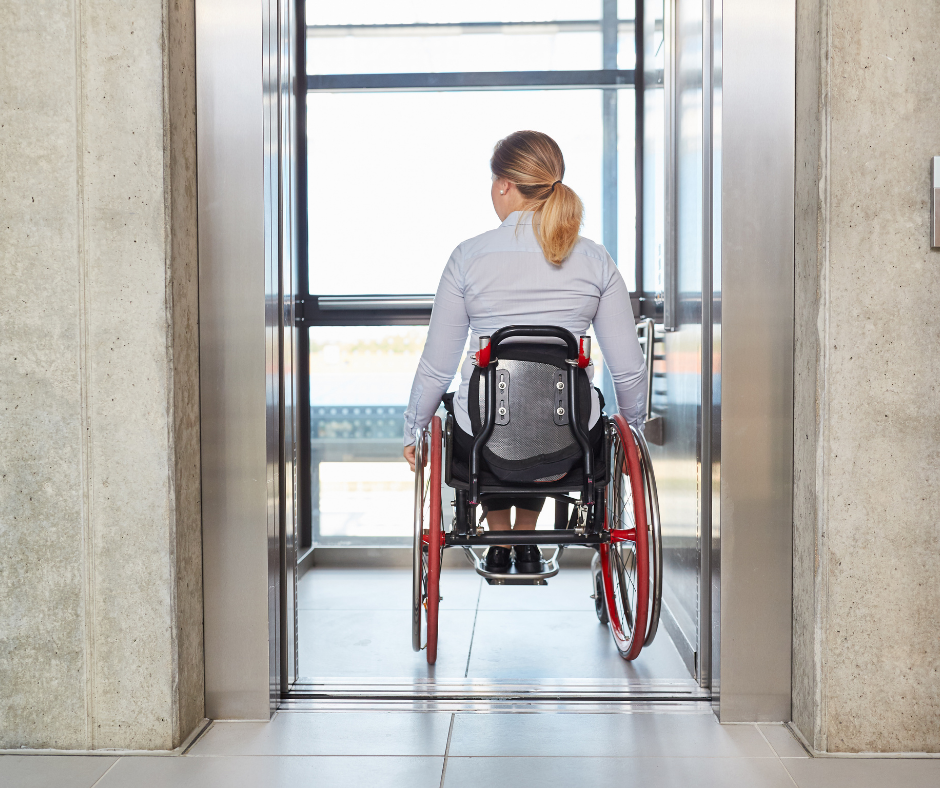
[403,249,470,449]
[592,257,648,430]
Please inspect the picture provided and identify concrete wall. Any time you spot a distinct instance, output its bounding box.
[0,0,203,750]
[794,0,940,753]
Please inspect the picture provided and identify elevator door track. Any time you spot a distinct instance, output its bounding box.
[286,677,710,706]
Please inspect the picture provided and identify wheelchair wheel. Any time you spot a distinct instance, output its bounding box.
[600,415,650,660]
[412,417,443,664]
[631,424,663,646]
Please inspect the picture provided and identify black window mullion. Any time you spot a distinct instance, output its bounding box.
[295,0,312,550]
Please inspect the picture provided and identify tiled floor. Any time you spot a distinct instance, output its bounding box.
[8,565,936,787]
[6,711,940,788]
[297,564,692,683]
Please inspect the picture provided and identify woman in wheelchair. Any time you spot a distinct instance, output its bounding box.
[403,130,647,575]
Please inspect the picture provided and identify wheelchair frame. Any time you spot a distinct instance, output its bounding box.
[412,325,663,665]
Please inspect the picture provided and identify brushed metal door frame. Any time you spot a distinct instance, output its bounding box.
[197,0,298,719]
[194,0,794,723]
[716,0,794,722]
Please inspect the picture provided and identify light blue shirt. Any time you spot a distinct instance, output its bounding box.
[404,211,647,445]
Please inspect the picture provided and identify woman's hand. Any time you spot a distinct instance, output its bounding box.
[403,445,416,472]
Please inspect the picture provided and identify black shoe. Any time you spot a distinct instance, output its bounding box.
[514,545,543,573]
[484,546,512,572]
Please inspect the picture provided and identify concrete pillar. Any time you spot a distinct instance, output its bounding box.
[794,0,940,753]
[0,0,202,750]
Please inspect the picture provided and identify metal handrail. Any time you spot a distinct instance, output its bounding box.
[636,318,655,421]
[320,295,434,310]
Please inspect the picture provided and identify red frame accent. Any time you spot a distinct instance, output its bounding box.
[474,342,492,367]
[577,336,591,368]
[425,416,443,665]
[600,415,650,660]
[608,528,637,543]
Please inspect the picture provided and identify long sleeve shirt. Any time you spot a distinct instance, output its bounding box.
[403,211,647,446]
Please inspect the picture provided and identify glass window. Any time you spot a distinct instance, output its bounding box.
[618,89,637,289]
[309,325,434,544]
[307,0,602,27]
[307,90,610,295]
[307,324,609,543]
[301,2,643,550]
[317,461,416,539]
[305,2,637,76]
[307,31,602,75]
[617,32,637,70]
[309,325,429,408]
[645,0,666,73]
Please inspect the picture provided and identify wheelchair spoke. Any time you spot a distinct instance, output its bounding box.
[613,545,637,632]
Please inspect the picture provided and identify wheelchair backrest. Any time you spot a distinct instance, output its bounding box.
[468,342,592,483]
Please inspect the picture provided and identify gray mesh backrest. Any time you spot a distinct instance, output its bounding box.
[476,358,576,463]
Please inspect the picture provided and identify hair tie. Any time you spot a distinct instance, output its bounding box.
[551,180,562,193]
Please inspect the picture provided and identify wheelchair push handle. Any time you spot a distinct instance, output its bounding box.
[577,336,591,369]
[473,325,592,368]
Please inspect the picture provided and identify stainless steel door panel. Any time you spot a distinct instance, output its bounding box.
[653,0,705,682]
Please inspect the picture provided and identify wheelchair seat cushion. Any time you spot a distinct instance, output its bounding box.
[467,342,595,484]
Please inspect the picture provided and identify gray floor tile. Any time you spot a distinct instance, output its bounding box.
[0,756,117,788]
[98,755,443,788]
[783,758,940,788]
[443,756,795,788]
[296,565,694,685]
[758,724,810,758]
[190,712,452,756]
[465,610,692,680]
[298,567,481,611]
[298,608,476,679]
[476,566,598,612]
[448,712,775,758]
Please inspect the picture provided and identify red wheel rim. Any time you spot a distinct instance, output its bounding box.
[601,415,650,660]
[425,416,443,664]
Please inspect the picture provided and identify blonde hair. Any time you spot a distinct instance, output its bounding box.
[490,130,584,265]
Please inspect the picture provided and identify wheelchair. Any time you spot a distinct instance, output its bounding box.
[412,325,663,664]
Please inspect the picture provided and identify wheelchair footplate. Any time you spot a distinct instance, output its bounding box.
[462,546,563,586]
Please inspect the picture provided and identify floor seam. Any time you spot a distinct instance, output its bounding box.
[463,579,483,678]
[778,757,802,787]
[755,725,802,788]
[439,713,456,788]
[754,724,778,757]
[87,757,120,787]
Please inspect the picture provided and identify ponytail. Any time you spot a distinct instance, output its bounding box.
[490,130,584,265]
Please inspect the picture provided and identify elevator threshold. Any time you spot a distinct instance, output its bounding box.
[286,677,710,705]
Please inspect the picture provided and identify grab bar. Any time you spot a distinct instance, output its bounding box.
[636,318,655,421]
[318,295,435,310]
